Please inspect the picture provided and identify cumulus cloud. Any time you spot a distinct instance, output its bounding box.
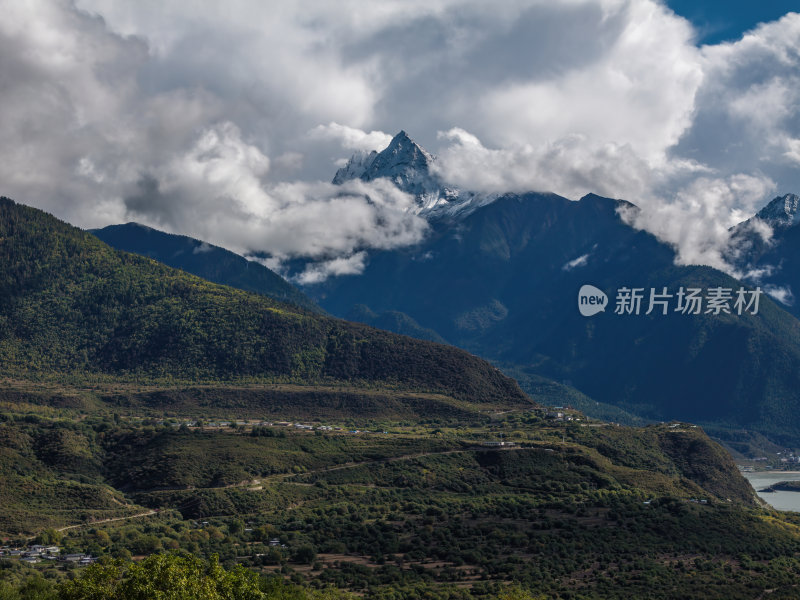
[678,13,800,176]
[308,123,393,152]
[122,122,428,263]
[619,174,777,272]
[1,0,799,281]
[432,11,800,275]
[435,126,780,273]
[0,1,427,277]
[435,128,677,201]
[474,0,702,162]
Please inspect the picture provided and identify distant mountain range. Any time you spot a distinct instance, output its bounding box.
[90,131,800,446]
[306,193,800,443]
[315,132,800,445]
[91,222,320,312]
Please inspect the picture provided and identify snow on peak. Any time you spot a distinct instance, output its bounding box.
[331,130,498,218]
[332,149,377,185]
[365,130,434,179]
[332,130,438,193]
[756,193,800,227]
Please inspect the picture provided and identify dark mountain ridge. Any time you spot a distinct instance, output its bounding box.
[91,222,319,312]
[0,196,530,409]
[306,184,800,444]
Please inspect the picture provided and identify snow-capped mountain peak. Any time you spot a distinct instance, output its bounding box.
[332,130,438,195]
[364,130,434,184]
[331,130,495,219]
[756,193,800,227]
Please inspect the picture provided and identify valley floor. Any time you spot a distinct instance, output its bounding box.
[3,383,800,599]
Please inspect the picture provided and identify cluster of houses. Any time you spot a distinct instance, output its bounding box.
[0,545,96,566]
[539,406,580,422]
[147,417,386,435]
[778,451,800,464]
[254,421,384,434]
[737,449,800,471]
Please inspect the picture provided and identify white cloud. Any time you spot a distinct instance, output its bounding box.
[764,284,795,306]
[123,122,428,262]
[619,174,777,272]
[475,0,702,162]
[0,1,429,278]
[742,265,776,283]
[435,127,673,200]
[273,152,304,172]
[563,254,590,271]
[676,12,800,185]
[432,10,800,277]
[1,0,799,281]
[308,123,393,152]
[294,252,369,285]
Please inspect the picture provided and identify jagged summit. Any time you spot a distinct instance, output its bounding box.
[332,130,439,197]
[362,130,436,192]
[332,130,495,217]
[756,193,800,227]
[331,150,378,185]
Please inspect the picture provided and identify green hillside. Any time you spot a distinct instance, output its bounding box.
[5,403,800,599]
[91,222,321,312]
[0,197,527,408]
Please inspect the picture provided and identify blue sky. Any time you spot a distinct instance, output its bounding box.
[667,1,798,44]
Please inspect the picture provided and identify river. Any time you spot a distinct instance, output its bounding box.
[743,471,800,511]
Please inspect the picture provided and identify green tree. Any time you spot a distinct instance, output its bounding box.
[58,554,263,600]
[58,560,122,600]
[292,545,317,565]
[0,581,20,600]
[18,576,57,600]
[36,528,63,546]
[495,585,547,600]
[228,519,245,535]
[93,530,111,547]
